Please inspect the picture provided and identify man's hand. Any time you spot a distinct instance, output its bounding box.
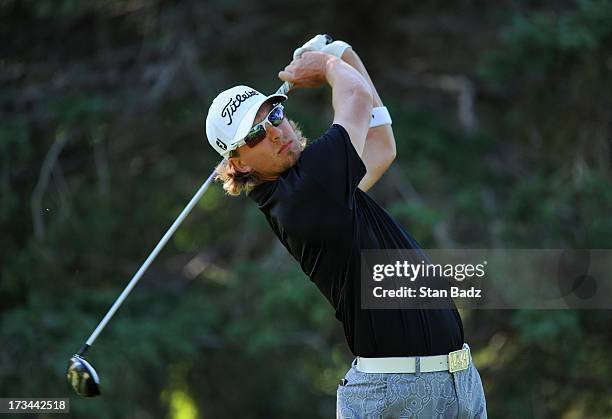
[278,51,337,89]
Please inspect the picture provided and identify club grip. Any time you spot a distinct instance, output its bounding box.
[276,81,293,95]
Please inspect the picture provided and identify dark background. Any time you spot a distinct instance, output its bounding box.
[2,0,612,417]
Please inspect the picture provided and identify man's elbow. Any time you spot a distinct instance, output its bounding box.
[384,140,397,168]
[381,153,395,174]
[374,147,396,179]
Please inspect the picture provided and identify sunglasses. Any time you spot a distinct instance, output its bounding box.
[236,104,285,149]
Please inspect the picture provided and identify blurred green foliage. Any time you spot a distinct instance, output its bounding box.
[1,0,611,418]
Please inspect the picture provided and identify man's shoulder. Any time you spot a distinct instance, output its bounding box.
[304,124,349,150]
[298,124,352,171]
[249,164,312,208]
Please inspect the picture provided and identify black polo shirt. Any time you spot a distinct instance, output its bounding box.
[249,124,464,357]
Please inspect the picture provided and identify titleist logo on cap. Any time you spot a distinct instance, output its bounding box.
[221,90,258,126]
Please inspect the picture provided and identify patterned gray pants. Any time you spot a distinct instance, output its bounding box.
[336,345,487,418]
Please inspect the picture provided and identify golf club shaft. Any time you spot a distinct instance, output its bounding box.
[80,81,295,355]
[84,169,217,349]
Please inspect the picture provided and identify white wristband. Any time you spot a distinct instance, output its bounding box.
[321,40,351,58]
[370,106,392,128]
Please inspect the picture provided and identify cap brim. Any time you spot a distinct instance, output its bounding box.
[231,93,287,148]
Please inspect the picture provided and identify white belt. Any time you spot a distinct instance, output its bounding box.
[355,344,471,374]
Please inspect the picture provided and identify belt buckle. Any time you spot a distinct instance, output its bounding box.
[448,348,470,373]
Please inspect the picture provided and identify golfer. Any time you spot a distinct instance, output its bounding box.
[205,37,487,418]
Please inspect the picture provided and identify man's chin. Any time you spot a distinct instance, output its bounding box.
[288,148,301,163]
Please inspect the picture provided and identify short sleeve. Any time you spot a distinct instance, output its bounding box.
[297,124,367,209]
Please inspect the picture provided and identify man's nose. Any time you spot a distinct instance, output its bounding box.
[266,123,282,143]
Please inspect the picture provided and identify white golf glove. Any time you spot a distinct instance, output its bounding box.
[293,34,333,60]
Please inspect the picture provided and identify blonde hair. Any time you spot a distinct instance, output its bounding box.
[215,119,307,196]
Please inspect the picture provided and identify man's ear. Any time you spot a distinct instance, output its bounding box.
[229,157,252,174]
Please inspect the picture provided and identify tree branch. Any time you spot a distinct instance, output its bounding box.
[31,131,68,240]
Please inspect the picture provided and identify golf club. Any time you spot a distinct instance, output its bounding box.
[66,80,296,397]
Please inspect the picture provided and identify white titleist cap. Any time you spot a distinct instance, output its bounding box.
[205,85,287,157]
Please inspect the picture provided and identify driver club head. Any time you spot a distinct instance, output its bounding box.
[66,355,101,397]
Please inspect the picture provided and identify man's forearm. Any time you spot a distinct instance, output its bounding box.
[340,49,383,107]
[325,56,373,118]
[325,56,373,157]
[340,48,396,192]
